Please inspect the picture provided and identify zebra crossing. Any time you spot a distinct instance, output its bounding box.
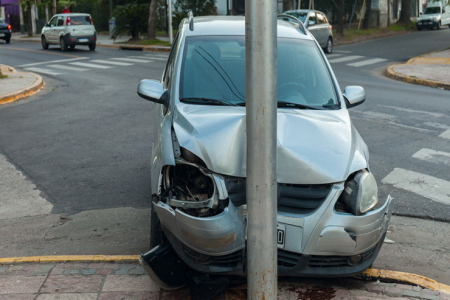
[381,128,450,206]
[18,53,169,76]
[326,50,388,68]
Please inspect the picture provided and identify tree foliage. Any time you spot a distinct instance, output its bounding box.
[112,2,149,40]
[174,0,217,16]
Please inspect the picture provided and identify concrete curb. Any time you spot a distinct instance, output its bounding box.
[363,268,450,294]
[0,255,140,264]
[0,66,45,105]
[10,37,171,53]
[386,64,450,90]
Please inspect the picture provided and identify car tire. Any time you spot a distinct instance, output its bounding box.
[41,36,49,49]
[89,43,96,51]
[448,24,450,28]
[5,38,10,44]
[324,37,333,54]
[417,26,422,31]
[60,37,67,51]
[436,22,441,30]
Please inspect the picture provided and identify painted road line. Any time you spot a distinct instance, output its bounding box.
[412,148,450,167]
[24,67,64,75]
[439,130,450,140]
[382,168,450,206]
[379,105,445,118]
[325,54,343,59]
[69,62,112,69]
[47,65,89,72]
[89,59,134,66]
[19,57,88,67]
[128,56,167,61]
[328,55,365,63]
[111,58,153,63]
[347,58,387,67]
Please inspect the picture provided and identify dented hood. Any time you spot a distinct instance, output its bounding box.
[173,104,368,184]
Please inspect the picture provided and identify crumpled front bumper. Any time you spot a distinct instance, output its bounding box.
[154,182,394,277]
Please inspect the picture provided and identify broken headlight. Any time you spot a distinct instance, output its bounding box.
[338,169,378,216]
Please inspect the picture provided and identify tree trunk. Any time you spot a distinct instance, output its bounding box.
[27,0,32,37]
[398,0,411,24]
[337,0,344,36]
[53,0,56,15]
[147,0,157,39]
[362,0,372,29]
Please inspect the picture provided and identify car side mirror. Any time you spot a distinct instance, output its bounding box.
[137,79,169,107]
[343,86,365,108]
[308,20,315,26]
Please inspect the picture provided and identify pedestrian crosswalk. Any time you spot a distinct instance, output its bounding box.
[19,53,168,76]
[325,51,389,68]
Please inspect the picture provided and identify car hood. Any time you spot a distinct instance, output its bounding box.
[173,104,369,184]
[418,14,440,20]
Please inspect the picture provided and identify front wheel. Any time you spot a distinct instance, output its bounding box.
[324,37,333,54]
[417,26,422,31]
[60,37,67,51]
[89,43,96,51]
[5,38,10,44]
[41,36,49,49]
[436,22,441,30]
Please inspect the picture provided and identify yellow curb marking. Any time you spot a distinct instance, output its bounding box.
[386,64,450,91]
[408,57,450,65]
[364,268,450,294]
[0,73,45,105]
[0,255,140,264]
[0,46,82,58]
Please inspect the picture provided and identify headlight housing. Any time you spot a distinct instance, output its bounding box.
[340,169,378,216]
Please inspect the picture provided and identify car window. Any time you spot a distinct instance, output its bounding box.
[70,16,91,25]
[49,17,58,26]
[180,36,338,109]
[163,32,180,88]
[424,7,440,14]
[57,18,64,26]
[308,13,317,25]
[317,13,325,24]
[0,19,5,24]
[285,11,308,23]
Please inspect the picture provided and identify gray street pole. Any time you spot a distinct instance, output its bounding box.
[167,0,173,44]
[245,0,278,298]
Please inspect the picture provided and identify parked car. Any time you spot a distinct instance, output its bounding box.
[41,13,96,51]
[0,18,12,44]
[283,9,334,54]
[137,15,393,290]
[417,2,450,30]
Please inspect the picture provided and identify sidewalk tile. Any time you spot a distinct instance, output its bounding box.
[365,284,384,294]
[96,269,113,275]
[63,269,79,275]
[113,269,129,275]
[331,289,352,299]
[40,275,104,293]
[128,266,145,275]
[0,295,36,300]
[102,263,121,270]
[396,284,413,290]
[421,289,440,300]
[88,263,104,269]
[31,265,54,276]
[441,292,450,300]
[0,275,46,294]
[102,275,160,292]
[81,269,96,275]
[36,294,98,300]
[5,265,39,276]
[67,263,89,269]
[403,289,421,298]
[0,267,8,273]
[160,288,192,300]
[98,291,160,300]
[50,268,64,275]
[384,287,403,297]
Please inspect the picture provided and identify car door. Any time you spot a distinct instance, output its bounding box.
[306,12,320,43]
[46,16,58,42]
[443,5,450,25]
[316,13,327,46]
[54,16,65,42]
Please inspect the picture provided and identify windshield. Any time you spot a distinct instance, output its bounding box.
[0,19,5,24]
[285,11,308,22]
[424,7,440,14]
[180,36,338,109]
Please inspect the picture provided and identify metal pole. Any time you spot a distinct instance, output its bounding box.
[245,0,277,298]
[168,0,173,44]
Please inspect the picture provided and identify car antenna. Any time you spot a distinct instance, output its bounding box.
[188,10,194,31]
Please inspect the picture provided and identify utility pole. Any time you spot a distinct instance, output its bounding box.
[53,0,56,15]
[245,0,278,298]
[168,0,173,44]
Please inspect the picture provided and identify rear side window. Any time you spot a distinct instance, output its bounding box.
[317,14,325,24]
[70,16,91,25]
[308,13,317,24]
[57,18,64,26]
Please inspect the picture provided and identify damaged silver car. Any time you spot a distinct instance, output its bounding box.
[137,14,394,289]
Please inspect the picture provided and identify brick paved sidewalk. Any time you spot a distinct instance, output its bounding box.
[0,261,449,299]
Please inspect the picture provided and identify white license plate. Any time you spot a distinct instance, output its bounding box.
[0,33,4,37]
[79,38,88,42]
[277,224,286,249]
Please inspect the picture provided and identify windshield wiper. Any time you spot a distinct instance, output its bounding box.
[180,97,238,106]
[277,101,323,110]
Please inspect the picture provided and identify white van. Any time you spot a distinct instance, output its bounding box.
[417,1,450,30]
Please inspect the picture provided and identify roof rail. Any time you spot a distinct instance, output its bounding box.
[277,14,306,34]
[188,10,194,31]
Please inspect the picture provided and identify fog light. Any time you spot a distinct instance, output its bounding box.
[348,254,363,266]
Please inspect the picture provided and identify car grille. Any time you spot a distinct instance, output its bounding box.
[278,249,301,268]
[278,184,332,214]
[308,246,377,268]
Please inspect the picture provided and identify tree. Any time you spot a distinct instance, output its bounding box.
[174,0,217,16]
[112,2,149,40]
[397,0,411,24]
[147,0,157,39]
[362,0,372,29]
[27,0,32,37]
[337,0,344,36]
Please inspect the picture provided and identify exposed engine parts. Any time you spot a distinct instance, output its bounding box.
[160,158,229,218]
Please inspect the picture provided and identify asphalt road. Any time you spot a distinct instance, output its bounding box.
[0,29,449,258]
